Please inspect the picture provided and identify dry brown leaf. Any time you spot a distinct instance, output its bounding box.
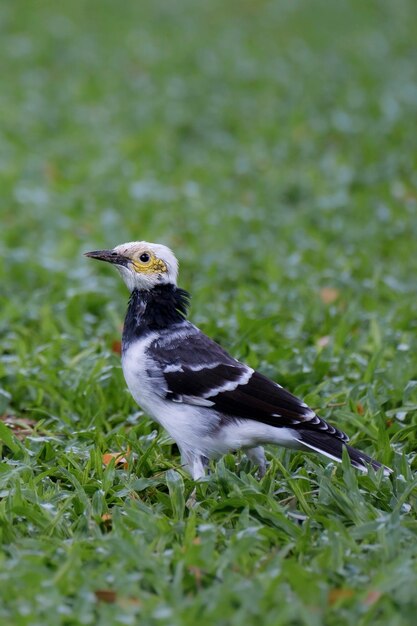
[364,590,382,606]
[0,413,37,440]
[100,513,112,530]
[118,596,142,609]
[95,590,117,603]
[102,451,129,469]
[320,287,340,304]
[316,335,330,348]
[44,162,60,182]
[111,340,122,355]
[328,587,355,605]
[188,566,202,587]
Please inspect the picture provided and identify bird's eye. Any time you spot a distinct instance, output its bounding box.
[139,252,150,263]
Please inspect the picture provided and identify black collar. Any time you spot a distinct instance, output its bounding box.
[122,284,190,347]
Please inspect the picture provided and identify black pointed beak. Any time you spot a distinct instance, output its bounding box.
[84,249,129,266]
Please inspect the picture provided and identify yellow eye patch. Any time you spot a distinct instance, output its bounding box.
[132,254,167,274]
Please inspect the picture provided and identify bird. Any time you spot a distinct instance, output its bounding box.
[85,241,390,479]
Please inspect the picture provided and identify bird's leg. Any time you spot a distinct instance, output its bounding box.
[180,449,209,509]
[180,448,208,480]
[246,446,267,477]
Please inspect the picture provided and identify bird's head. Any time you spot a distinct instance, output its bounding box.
[85,241,178,291]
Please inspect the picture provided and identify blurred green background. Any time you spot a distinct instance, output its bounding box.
[1,0,417,625]
[2,0,416,290]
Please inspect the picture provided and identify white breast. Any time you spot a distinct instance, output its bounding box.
[121,335,222,454]
[121,332,163,416]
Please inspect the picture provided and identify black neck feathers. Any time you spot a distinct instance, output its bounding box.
[122,284,190,347]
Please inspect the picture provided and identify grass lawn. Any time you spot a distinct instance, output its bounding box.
[1,0,417,624]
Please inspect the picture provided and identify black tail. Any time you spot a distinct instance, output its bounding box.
[297,429,391,475]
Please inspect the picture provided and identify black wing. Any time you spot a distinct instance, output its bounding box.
[147,323,348,441]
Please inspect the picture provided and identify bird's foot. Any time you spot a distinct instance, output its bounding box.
[246,446,267,478]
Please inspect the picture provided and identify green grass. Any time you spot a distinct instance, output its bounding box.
[1,0,417,624]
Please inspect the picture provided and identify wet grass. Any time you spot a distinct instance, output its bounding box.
[1,0,417,624]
